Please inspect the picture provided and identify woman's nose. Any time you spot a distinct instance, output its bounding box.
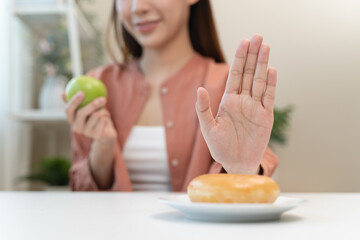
[132,0,150,14]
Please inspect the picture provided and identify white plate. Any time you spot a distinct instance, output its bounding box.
[158,194,306,222]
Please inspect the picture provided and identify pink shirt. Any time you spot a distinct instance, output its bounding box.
[70,53,279,192]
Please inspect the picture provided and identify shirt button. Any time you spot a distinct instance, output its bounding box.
[171,159,179,167]
[161,87,168,95]
[166,121,173,128]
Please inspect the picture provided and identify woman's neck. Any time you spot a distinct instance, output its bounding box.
[139,26,195,85]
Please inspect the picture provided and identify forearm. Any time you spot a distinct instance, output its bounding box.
[89,140,116,189]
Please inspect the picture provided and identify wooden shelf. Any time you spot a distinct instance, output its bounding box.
[4,0,83,190]
[12,109,67,123]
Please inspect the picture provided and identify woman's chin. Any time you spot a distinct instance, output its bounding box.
[136,37,168,51]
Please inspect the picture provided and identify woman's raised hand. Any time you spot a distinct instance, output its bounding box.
[195,34,277,174]
[62,92,118,144]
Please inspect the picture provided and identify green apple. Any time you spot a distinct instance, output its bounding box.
[65,76,107,108]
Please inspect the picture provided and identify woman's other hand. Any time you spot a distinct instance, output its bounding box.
[195,34,277,174]
[62,92,118,144]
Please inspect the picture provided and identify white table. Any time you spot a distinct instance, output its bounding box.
[0,192,359,240]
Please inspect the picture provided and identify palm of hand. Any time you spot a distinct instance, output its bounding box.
[206,93,273,172]
[196,34,277,174]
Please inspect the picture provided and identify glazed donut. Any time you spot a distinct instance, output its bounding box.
[187,174,280,203]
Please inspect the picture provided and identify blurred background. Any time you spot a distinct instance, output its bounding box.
[0,0,359,192]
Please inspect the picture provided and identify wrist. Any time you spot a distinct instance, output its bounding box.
[95,138,116,149]
[91,139,116,164]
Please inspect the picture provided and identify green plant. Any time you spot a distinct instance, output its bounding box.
[21,157,71,186]
[270,105,293,146]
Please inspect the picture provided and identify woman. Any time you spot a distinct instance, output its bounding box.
[64,0,279,191]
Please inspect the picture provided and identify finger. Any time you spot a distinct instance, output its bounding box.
[240,34,263,95]
[195,87,216,133]
[263,67,277,111]
[83,109,110,135]
[65,92,84,124]
[93,117,107,140]
[225,39,250,94]
[61,92,66,102]
[73,97,106,134]
[105,117,115,129]
[252,44,270,102]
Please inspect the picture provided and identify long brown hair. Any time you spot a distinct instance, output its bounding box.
[106,0,225,64]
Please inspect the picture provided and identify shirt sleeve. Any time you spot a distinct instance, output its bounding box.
[207,146,279,177]
[69,131,133,191]
[69,132,101,191]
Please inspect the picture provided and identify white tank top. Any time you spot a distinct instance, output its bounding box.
[122,126,172,191]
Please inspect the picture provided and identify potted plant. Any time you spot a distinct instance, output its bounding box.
[270,106,293,146]
[20,156,71,191]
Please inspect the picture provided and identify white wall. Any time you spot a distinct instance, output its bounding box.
[88,0,360,192]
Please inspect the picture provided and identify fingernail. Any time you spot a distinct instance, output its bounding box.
[97,97,105,105]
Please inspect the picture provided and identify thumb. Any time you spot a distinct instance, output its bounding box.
[196,87,215,133]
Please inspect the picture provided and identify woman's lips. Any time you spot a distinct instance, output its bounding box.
[134,20,160,34]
